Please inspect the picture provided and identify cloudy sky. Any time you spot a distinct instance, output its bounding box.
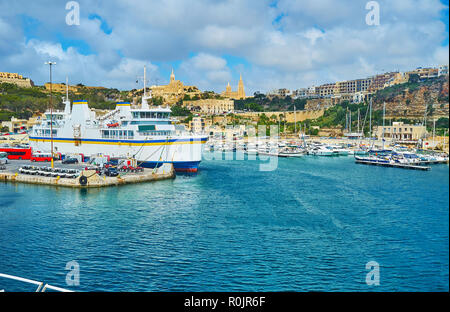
[0,0,448,94]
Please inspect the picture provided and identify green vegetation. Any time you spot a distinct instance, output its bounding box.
[0,82,134,120]
[426,117,449,136]
[71,86,131,110]
[171,104,191,116]
[148,96,163,107]
[234,93,307,112]
[0,83,52,120]
[183,91,224,102]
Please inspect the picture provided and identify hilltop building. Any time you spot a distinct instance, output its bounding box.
[438,64,449,76]
[221,75,246,99]
[407,67,439,79]
[149,69,201,105]
[183,99,234,114]
[0,72,34,88]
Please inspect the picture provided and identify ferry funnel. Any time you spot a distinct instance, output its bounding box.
[71,100,91,124]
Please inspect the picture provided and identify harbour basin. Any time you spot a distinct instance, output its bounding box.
[0,154,448,291]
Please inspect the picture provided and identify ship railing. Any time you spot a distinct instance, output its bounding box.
[0,273,74,292]
[97,108,120,121]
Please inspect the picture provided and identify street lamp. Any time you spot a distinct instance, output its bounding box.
[45,61,56,168]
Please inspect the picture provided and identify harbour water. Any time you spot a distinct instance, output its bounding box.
[0,154,448,291]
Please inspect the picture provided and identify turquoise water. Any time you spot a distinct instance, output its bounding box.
[0,155,448,291]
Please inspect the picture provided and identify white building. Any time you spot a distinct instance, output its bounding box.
[438,64,449,77]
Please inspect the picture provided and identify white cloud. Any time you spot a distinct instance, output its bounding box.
[179,53,231,92]
[0,0,448,94]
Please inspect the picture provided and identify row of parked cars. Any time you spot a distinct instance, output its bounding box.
[82,163,144,177]
[116,164,144,173]
[19,165,80,178]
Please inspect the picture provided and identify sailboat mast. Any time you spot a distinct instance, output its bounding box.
[144,65,146,96]
[294,104,296,136]
[382,102,385,150]
[349,109,352,133]
[357,108,360,134]
[433,118,436,147]
[369,98,372,140]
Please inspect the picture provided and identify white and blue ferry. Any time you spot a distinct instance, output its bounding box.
[29,89,207,172]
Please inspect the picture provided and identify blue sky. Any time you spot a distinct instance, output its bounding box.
[0,0,448,94]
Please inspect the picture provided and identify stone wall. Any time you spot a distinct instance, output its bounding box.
[0,77,34,88]
[234,109,324,122]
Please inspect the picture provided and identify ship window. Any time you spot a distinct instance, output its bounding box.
[133,112,139,118]
[128,131,134,138]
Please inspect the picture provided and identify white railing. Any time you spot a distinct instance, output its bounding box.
[0,273,74,292]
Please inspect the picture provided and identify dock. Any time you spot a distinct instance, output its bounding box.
[0,163,175,188]
[355,159,431,171]
[418,159,449,165]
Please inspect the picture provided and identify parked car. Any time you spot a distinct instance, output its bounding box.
[62,157,79,164]
[104,167,119,177]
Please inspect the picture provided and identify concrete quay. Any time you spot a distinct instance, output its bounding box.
[0,162,175,188]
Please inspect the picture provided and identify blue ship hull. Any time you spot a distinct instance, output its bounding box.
[110,158,201,172]
[140,160,201,172]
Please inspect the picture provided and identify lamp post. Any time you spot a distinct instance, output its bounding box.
[45,61,56,168]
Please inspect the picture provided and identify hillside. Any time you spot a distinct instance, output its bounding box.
[234,93,307,112]
[0,82,133,121]
[372,75,449,118]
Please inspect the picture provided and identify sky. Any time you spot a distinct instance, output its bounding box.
[0,0,448,95]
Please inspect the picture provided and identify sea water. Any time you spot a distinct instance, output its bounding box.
[0,155,448,291]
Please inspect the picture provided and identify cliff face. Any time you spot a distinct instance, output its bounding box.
[373,76,449,118]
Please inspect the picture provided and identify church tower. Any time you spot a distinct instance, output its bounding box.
[237,74,245,99]
[226,82,232,94]
[170,68,175,84]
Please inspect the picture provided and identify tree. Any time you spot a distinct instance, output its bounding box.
[408,74,420,84]
[171,105,191,116]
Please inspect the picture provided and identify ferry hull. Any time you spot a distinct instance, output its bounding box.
[29,136,207,172]
[139,160,201,172]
